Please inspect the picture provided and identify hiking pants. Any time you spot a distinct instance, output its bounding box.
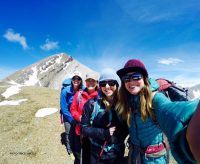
[64,121,74,154]
[71,134,91,164]
[82,137,91,164]
[72,133,81,164]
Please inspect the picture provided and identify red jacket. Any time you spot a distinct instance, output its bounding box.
[70,90,98,135]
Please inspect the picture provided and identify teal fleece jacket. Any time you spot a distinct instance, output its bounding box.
[153,88,199,163]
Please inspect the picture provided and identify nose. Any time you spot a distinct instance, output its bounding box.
[129,78,134,82]
[105,83,110,88]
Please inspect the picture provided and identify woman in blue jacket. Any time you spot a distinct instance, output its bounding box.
[116,59,199,164]
[60,71,84,162]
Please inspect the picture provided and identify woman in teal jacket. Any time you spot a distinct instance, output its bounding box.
[116,59,199,164]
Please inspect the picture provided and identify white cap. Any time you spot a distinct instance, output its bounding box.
[99,68,120,86]
[85,72,99,81]
[71,71,82,79]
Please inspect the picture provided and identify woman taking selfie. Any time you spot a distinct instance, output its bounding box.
[116,59,199,164]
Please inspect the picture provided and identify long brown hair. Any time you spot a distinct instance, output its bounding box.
[100,87,118,111]
[116,77,155,126]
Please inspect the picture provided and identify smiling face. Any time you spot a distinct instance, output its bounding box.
[99,80,117,98]
[85,78,98,92]
[72,76,82,89]
[123,72,144,95]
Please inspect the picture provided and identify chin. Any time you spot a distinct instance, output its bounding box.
[88,87,95,90]
[130,91,139,95]
[106,93,113,97]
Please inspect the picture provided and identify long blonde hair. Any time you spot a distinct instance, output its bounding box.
[116,77,155,126]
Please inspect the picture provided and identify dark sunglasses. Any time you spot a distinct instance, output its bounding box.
[99,80,117,87]
[72,76,81,81]
[121,73,143,83]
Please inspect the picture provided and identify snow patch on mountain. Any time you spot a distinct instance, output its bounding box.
[8,80,18,85]
[0,99,27,106]
[56,54,62,64]
[24,66,38,86]
[192,90,200,100]
[1,82,23,98]
[35,108,58,117]
[39,55,62,74]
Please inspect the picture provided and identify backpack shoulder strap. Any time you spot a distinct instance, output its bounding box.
[107,109,113,127]
[90,101,104,125]
[77,90,83,104]
[90,101,97,125]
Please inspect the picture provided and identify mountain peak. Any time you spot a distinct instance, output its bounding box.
[3,53,97,90]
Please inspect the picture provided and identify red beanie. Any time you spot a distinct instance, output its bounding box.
[116,59,148,78]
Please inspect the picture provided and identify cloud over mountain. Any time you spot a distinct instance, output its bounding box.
[40,39,59,51]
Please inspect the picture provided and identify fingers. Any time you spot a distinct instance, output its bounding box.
[109,126,116,136]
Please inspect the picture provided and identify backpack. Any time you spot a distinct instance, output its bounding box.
[156,78,189,101]
[62,78,71,88]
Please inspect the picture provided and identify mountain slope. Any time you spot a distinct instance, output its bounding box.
[3,53,97,90]
[188,84,200,100]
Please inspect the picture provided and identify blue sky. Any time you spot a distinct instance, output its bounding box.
[1,0,200,87]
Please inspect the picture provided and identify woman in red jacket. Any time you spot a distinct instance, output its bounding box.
[70,72,99,164]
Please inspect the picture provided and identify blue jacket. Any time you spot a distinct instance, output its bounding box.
[60,85,76,123]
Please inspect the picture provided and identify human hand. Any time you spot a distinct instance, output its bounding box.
[71,120,76,127]
[109,126,116,136]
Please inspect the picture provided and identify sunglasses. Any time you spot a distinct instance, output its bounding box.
[121,73,143,83]
[72,76,81,81]
[99,80,117,87]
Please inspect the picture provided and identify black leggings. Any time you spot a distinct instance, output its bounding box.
[90,154,123,164]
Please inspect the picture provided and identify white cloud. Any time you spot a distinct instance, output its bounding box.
[172,74,200,88]
[3,29,28,49]
[157,58,184,65]
[117,0,200,23]
[40,39,59,51]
